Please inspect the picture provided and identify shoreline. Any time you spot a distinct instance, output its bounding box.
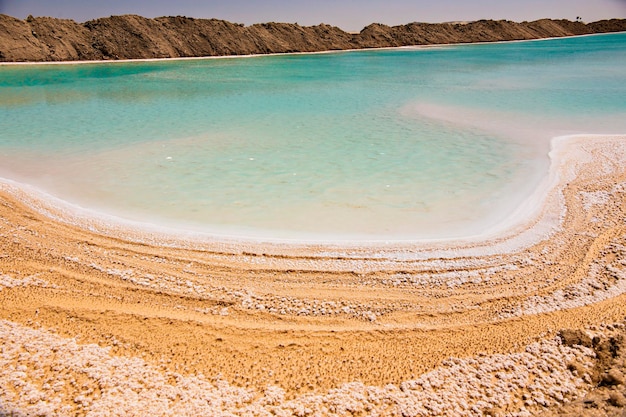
[2,17,626,413]
[1,132,626,414]
[0,134,620,259]
[1,30,623,67]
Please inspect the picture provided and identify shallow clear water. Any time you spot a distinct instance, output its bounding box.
[1,33,625,240]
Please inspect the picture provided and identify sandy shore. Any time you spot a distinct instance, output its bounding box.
[1,134,626,416]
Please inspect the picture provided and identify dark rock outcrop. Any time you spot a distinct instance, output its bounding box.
[559,329,593,348]
[543,324,626,417]
[0,14,625,62]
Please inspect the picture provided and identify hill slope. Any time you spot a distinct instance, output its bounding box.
[1,14,625,62]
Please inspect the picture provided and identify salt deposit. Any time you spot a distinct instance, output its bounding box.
[0,320,597,416]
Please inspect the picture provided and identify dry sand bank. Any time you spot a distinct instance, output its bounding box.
[0,134,625,416]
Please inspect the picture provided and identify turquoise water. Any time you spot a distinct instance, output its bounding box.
[1,33,625,240]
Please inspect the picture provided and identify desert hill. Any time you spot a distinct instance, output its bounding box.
[1,14,625,61]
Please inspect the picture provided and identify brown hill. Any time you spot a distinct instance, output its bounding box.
[0,14,625,62]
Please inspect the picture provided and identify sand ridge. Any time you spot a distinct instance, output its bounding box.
[0,134,626,415]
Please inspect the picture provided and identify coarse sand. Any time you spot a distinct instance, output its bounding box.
[1,135,625,416]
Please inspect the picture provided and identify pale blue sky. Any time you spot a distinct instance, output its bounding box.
[1,0,625,31]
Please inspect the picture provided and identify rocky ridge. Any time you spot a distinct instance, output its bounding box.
[0,14,625,62]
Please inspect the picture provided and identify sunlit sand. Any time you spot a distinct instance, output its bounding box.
[1,134,625,415]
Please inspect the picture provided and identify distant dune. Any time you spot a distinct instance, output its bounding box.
[0,14,625,62]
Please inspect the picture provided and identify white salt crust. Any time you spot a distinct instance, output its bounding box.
[0,319,595,417]
[1,135,623,264]
[1,135,625,415]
